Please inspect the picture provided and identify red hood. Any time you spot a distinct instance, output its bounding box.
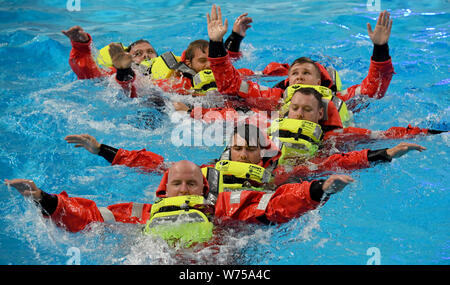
[180,50,186,63]
[315,62,334,89]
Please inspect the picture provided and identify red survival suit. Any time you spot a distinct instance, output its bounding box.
[42,169,322,233]
[99,137,375,187]
[67,33,246,98]
[189,46,430,144]
[185,39,393,120]
[68,33,140,97]
[208,50,395,111]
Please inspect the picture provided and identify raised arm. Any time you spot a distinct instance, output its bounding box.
[207,4,229,42]
[367,10,393,46]
[232,13,252,38]
[62,25,89,43]
[207,5,283,110]
[224,12,253,60]
[62,26,111,79]
[338,11,395,102]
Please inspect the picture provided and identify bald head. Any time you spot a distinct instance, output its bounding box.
[166,160,205,197]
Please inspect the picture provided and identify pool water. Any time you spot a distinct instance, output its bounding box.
[0,0,449,265]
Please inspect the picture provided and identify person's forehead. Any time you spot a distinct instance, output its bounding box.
[291,92,317,105]
[168,167,202,181]
[231,133,261,148]
[290,62,316,71]
[131,42,153,51]
[193,47,208,58]
[232,133,248,146]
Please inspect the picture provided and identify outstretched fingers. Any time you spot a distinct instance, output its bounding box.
[387,142,427,158]
[210,4,218,21]
[323,175,355,194]
[65,134,87,144]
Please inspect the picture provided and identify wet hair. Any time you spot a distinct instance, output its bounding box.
[126,39,152,52]
[185,39,208,61]
[292,87,324,110]
[232,123,270,148]
[289,57,321,80]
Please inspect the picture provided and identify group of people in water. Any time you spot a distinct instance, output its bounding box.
[6,5,444,249]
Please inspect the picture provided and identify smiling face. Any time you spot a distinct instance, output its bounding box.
[129,42,157,63]
[165,161,205,197]
[287,90,324,123]
[288,62,322,86]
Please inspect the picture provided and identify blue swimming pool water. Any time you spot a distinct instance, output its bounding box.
[0,0,449,265]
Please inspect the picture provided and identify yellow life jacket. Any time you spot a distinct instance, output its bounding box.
[148,51,182,80]
[192,69,218,94]
[281,84,352,128]
[96,46,217,94]
[96,45,181,78]
[202,160,271,193]
[268,118,322,166]
[325,66,343,92]
[143,195,213,248]
[96,43,127,69]
[150,52,217,94]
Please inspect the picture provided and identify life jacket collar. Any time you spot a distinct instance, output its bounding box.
[268,118,323,166]
[143,195,214,247]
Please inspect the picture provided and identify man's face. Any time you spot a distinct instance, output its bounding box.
[230,134,262,164]
[186,47,210,73]
[129,42,157,64]
[288,62,322,86]
[165,164,204,197]
[287,91,324,123]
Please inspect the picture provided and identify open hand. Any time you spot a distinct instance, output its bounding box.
[62,25,89,43]
[322,175,355,195]
[207,4,228,42]
[5,179,43,201]
[386,142,426,159]
[65,134,101,154]
[108,43,132,69]
[232,13,253,37]
[367,10,393,45]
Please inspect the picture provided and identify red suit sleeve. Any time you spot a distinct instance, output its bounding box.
[69,33,138,98]
[228,50,243,61]
[111,148,166,173]
[272,149,371,185]
[215,181,320,224]
[262,62,290,76]
[377,124,429,138]
[189,106,241,123]
[323,125,429,142]
[265,181,321,224]
[155,76,193,95]
[115,76,138,98]
[237,68,255,76]
[68,33,114,79]
[209,55,283,111]
[49,191,152,233]
[337,59,394,102]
